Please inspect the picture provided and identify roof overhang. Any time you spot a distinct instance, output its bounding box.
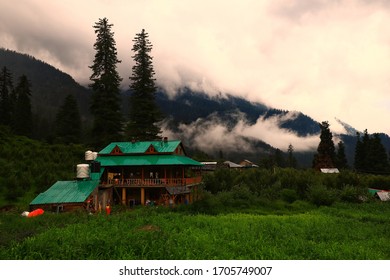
[96,154,202,167]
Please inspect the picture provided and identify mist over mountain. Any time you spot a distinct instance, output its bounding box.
[1,48,389,167]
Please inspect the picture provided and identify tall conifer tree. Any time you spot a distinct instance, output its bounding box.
[335,141,348,169]
[13,75,32,137]
[127,29,162,140]
[89,17,123,148]
[313,121,336,170]
[354,130,389,174]
[55,94,81,144]
[0,67,14,127]
[287,144,297,168]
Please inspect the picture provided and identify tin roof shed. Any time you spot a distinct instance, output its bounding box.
[30,180,99,205]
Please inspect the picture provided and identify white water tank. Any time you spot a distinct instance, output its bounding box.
[92,152,98,160]
[85,150,94,161]
[77,164,90,179]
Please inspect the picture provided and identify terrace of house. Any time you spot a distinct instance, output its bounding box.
[100,165,202,188]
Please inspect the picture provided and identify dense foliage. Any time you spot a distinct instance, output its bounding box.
[127,29,162,141]
[0,48,91,141]
[0,127,85,207]
[0,66,14,127]
[199,167,389,212]
[54,94,81,144]
[13,75,33,137]
[354,130,390,174]
[0,68,34,138]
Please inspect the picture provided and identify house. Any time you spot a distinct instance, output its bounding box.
[223,161,243,169]
[30,139,203,212]
[239,159,259,168]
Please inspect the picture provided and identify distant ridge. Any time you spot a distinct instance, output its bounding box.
[1,48,389,167]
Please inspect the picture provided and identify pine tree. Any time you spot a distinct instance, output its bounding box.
[368,134,389,173]
[89,17,123,148]
[335,141,348,169]
[354,130,389,174]
[354,132,364,171]
[0,67,14,127]
[55,94,81,144]
[127,29,162,140]
[313,121,336,170]
[13,75,33,137]
[287,144,297,168]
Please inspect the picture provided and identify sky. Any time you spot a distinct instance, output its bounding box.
[1,0,390,151]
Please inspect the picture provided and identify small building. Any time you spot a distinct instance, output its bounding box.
[368,188,390,201]
[223,161,243,169]
[30,180,100,212]
[239,159,259,168]
[320,168,340,174]
[30,139,203,212]
[200,161,218,172]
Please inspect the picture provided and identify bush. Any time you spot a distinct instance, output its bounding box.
[189,191,223,215]
[340,185,364,203]
[308,184,338,206]
[336,170,360,188]
[203,169,240,194]
[281,188,299,203]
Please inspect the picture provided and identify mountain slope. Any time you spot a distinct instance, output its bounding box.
[0,48,91,122]
[2,48,389,167]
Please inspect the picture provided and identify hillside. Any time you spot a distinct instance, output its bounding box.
[0,48,92,138]
[1,48,390,167]
[0,126,85,207]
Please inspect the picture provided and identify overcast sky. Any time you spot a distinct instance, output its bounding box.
[1,0,390,138]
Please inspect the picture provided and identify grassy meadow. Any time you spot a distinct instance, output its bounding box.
[1,130,390,260]
[1,202,389,260]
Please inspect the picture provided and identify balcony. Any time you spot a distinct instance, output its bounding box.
[104,176,202,187]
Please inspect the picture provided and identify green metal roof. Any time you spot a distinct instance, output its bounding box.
[96,154,202,167]
[30,180,99,205]
[99,140,182,155]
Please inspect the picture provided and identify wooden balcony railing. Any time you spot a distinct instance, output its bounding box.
[105,176,202,187]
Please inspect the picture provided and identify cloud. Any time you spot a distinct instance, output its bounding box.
[162,110,321,154]
[1,0,390,135]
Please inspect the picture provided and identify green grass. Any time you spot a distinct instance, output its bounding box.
[1,202,389,260]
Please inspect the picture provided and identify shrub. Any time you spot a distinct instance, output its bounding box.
[189,191,223,215]
[308,184,338,206]
[336,170,360,188]
[203,169,239,194]
[340,185,364,203]
[281,188,299,203]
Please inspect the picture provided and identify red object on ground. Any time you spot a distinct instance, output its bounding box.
[28,208,44,217]
[105,205,111,215]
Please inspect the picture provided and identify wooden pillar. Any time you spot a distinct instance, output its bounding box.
[182,167,185,185]
[140,187,145,205]
[122,188,126,205]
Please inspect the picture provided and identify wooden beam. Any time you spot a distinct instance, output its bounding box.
[122,188,126,205]
[140,187,145,205]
